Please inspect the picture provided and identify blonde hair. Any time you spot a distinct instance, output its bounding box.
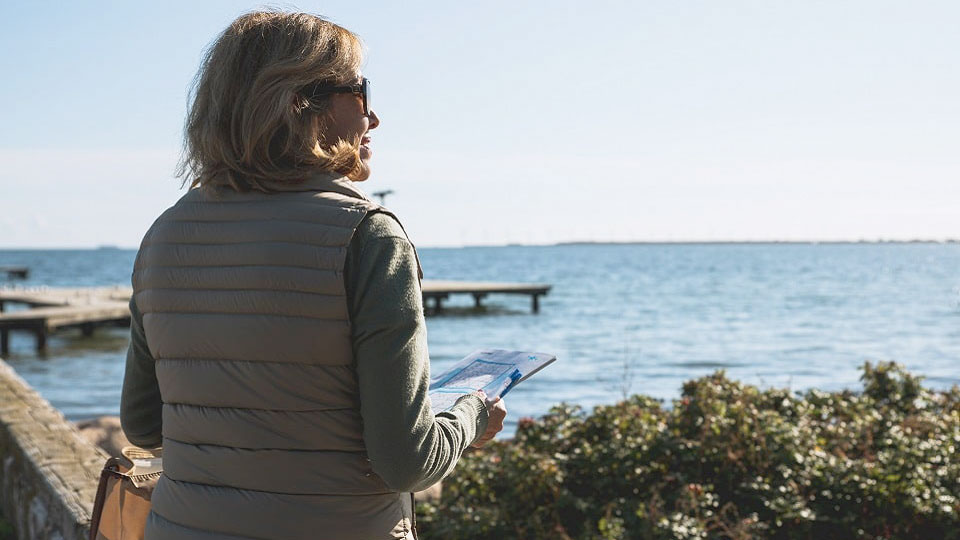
[177,11,365,191]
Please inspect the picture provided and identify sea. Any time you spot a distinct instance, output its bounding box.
[1,243,959,434]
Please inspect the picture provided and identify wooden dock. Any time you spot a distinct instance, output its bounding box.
[421,280,551,314]
[0,280,550,353]
[0,287,132,310]
[0,287,133,354]
[0,266,29,279]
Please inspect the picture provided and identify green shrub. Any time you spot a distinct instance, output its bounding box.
[417,362,960,539]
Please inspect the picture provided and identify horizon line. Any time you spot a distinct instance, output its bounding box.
[1,238,958,251]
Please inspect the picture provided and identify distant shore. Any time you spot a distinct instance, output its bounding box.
[553,238,960,246]
[2,239,959,251]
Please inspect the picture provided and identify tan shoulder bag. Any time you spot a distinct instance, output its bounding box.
[89,446,162,540]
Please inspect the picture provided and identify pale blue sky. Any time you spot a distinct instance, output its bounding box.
[2,1,958,247]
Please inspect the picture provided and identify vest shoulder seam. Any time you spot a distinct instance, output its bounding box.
[157,218,356,229]
[159,474,397,497]
[135,287,341,297]
[155,357,354,367]
[137,286,343,296]
[134,264,338,272]
[164,402,356,413]
[133,263,340,272]
[141,239,351,248]
[141,310,348,322]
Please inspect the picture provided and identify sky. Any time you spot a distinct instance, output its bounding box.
[1,1,958,248]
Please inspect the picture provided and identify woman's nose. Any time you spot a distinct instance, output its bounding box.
[367,110,380,130]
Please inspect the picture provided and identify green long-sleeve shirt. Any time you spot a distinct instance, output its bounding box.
[120,211,488,493]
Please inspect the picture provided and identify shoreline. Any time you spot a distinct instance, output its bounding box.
[2,239,960,251]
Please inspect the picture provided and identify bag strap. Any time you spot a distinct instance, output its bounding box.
[89,457,122,540]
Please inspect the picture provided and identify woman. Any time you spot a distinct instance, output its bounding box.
[120,11,506,540]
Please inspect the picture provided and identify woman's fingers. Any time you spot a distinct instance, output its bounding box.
[471,397,507,448]
[488,398,506,427]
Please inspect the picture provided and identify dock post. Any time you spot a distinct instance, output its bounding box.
[433,296,444,314]
[472,293,487,309]
[35,329,47,353]
[1,329,8,355]
[531,293,541,314]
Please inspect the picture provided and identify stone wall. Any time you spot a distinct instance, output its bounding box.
[0,359,107,540]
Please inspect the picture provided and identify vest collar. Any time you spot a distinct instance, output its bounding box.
[259,171,373,202]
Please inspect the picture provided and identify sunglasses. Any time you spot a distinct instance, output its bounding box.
[305,77,372,116]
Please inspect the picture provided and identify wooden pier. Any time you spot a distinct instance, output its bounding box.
[0,280,551,353]
[0,287,132,355]
[0,266,29,279]
[421,280,551,314]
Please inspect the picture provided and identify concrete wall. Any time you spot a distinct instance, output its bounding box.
[0,359,107,540]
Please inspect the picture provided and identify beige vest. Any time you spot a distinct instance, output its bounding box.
[133,174,416,539]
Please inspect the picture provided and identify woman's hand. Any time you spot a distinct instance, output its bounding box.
[470,391,507,448]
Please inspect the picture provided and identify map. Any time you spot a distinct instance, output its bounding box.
[428,349,556,412]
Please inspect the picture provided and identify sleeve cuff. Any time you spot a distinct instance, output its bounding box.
[450,394,489,446]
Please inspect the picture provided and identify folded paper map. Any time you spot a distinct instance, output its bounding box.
[429,349,557,412]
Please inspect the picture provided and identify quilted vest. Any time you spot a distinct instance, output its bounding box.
[132,173,417,539]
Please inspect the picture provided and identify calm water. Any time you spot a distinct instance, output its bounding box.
[2,244,959,434]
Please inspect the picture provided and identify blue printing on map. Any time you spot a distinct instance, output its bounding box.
[482,367,520,397]
[430,368,521,403]
[430,358,515,390]
[500,369,523,397]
